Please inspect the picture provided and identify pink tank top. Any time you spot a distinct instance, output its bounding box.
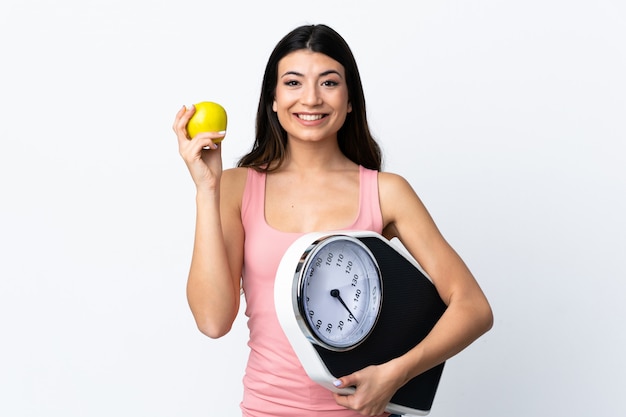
[239,166,386,417]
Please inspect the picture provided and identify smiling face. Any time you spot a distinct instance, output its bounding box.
[273,50,352,145]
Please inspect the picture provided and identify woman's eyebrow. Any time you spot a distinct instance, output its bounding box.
[320,69,343,78]
[280,69,343,78]
[280,70,303,78]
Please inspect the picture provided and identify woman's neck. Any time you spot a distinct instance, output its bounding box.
[279,138,353,173]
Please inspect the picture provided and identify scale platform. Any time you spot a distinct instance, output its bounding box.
[275,230,447,416]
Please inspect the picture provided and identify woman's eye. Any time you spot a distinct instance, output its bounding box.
[322,80,339,87]
[284,80,300,86]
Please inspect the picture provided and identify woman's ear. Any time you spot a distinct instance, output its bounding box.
[272,100,277,112]
[347,101,352,113]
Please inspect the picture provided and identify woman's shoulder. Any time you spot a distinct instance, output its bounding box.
[378,171,424,229]
[220,167,250,207]
[222,166,249,184]
[377,170,415,196]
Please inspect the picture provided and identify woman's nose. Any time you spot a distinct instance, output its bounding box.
[300,83,322,106]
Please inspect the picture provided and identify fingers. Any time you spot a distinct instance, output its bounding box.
[332,368,391,416]
[172,105,194,142]
[190,132,225,152]
[332,374,359,407]
[179,134,222,170]
[333,375,355,390]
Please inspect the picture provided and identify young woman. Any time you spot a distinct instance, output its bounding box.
[173,24,493,417]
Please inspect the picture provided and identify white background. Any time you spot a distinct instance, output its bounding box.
[1,1,624,416]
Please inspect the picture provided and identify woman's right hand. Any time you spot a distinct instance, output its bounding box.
[172,105,226,191]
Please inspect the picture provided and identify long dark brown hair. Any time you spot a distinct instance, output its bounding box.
[237,24,382,171]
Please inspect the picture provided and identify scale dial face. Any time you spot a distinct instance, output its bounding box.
[295,235,383,351]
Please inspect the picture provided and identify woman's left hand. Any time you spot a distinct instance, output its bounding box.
[332,362,403,416]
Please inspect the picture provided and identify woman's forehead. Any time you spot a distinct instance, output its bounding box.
[278,50,345,77]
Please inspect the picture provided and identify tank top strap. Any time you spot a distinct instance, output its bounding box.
[241,168,266,228]
[353,166,384,233]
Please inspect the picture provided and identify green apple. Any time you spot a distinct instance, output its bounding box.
[186,101,228,142]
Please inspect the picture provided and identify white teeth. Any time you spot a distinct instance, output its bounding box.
[298,114,324,121]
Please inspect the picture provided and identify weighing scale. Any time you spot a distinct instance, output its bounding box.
[275,230,447,416]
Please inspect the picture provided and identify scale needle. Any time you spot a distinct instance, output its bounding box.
[330,289,359,323]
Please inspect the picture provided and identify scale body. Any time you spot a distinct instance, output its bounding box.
[274,230,447,416]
